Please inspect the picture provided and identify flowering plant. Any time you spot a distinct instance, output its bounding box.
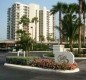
[28,58,78,70]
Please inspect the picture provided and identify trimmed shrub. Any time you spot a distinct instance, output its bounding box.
[6,56,39,65]
[6,56,27,65]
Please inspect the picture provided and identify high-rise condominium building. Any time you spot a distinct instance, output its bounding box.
[7,2,55,42]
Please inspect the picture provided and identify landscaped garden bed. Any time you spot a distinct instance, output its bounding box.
[6,56,78,70]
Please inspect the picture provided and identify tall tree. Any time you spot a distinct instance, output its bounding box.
[19,15,30,35]
[31,17,38,42]
[65,1,85,53]
[50,2,67,44]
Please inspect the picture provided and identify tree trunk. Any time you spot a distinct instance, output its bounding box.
[59,11,62,44]
[78,26,82,54]
[78,0,82,54]
[53,14,55,39]
[69,40,73,52]
[35,22,37,42]
[83,0,85,45]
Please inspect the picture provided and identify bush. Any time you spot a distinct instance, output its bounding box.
[6,56,27,65]
[6,56,38,65]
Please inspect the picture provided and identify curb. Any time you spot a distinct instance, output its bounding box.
[4,63,80,73]
[75,57,86,59]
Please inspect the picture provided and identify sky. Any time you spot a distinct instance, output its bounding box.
[0,0,78,40]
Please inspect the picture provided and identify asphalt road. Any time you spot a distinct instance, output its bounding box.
[0,52,86,80]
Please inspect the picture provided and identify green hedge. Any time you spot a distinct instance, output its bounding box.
[6,56,38,65]
[45,53,54,57]
[65,44,86,48]
[6,56,27,65]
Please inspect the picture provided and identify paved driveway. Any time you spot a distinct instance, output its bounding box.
[0,52,86,80]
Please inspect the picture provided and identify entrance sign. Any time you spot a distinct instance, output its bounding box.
[53,45,75,64]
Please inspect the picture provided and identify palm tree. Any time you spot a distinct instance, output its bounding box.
[65,1,85,53]
[19,15,30,35]
[50,2,67,44]
[68,1,86,47]
[62,13,80,52]
[31,17,38,42]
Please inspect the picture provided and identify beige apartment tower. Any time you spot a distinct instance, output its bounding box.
[7,2,55,42]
